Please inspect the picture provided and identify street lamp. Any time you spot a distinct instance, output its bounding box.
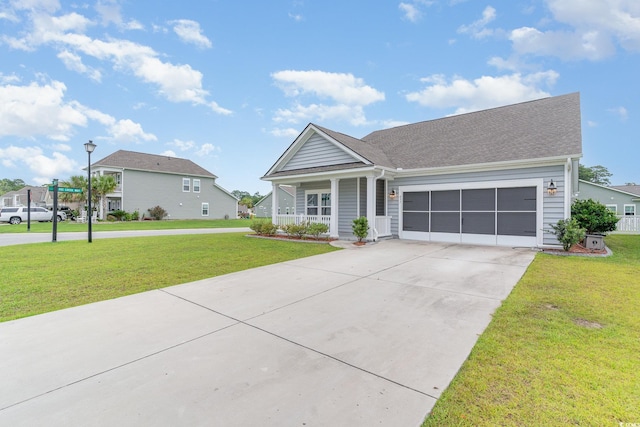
[85,140,97,243]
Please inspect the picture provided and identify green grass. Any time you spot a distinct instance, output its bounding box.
[0,218,251,233]
[423,234,640,426]
[0,233,339,322]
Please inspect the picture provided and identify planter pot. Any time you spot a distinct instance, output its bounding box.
[584,234,605,250]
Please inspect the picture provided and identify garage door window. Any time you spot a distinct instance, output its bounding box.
[497,187,536,237]
[462,189,495,235]
[431,190,460,233]
[402,191,429,232]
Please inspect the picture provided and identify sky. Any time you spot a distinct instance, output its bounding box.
[1,0,638,195]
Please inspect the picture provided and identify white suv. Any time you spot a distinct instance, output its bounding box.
[0,207,65,224]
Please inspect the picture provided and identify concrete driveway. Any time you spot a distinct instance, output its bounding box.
[0,239,536,426]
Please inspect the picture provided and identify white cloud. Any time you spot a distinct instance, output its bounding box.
[0,78,155,143]
[57,50,102,81]
[160,150,177,157]
[52,143,71,151]
[0,80,87,140]
[458,5,497,39]
[272,70,384,126]
[399,3,421,22]
[510,26,615,60]
[196,143,218,157]
[270,127,300,138]
[608,106,628,121]
[406,72,558,114]
[508,0,640,61]
[0,145,78,185]
[95,0,142,30]
[5,5,230,114]
[168,139,196,151]
[169,19,212,49]
[288,13,303,22]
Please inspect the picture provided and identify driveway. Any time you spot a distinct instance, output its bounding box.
[0,239,536,426]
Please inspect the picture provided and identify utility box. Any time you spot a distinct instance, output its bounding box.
[585,234,605,250]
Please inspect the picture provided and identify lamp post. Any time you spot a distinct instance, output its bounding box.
[85,140,97,243]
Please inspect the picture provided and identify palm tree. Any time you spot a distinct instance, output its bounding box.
[59,175,88,206]
[91,175,117,219]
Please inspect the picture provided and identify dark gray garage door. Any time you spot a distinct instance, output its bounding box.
[402,186,537,246]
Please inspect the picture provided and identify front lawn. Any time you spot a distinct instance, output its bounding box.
[0,233,340,322]
[423,234,640,426]
[0,218,251,234]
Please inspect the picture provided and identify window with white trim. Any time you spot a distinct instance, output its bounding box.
[182,178,190,192]
[624,204,636,216]
[305,190,330,216]
[606,204,617,214]
[202,203,209,216]
[193,179,201,193]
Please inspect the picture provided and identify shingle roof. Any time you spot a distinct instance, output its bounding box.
[314,125,392,166]
[92,150,217,178]
[610,185,640,197]
[361,92,582,169]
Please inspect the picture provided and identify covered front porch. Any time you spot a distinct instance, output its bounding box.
[269,172,395,241]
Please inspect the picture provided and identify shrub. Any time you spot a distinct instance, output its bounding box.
[352,216,369,242]
[130,210,140,221]
[111,210,127,221]
[307,222,329,239]
[571,199,618,235]
[250,220,277,236]
[550,218,585,251]
[147,205,168,221]
[282,223,308,239]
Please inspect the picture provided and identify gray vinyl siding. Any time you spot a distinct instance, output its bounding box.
[338,178,358,236]
[296,181,331,215]
[282,134,356,171]
[578,181,639,216]
[388,165,566,245]
[122,170,237,220]
[255,188,296,217]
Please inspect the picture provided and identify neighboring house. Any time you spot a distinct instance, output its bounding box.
[90,150,238,220]
[254,185,296,218]
[0,186,47,208]
[262,93,583,247]
[577,180,640,232]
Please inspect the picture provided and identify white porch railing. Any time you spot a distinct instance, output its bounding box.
[375,216,392,237]
[274,214,331,227]
[616,216,640,233]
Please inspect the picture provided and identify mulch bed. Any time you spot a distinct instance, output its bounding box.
[541,242,610,257]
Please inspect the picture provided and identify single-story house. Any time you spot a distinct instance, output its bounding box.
[1,186,47,208]
[261,93,583,247]
[90,150,238,220]
[577,180,640,232]
[254,186,296,218]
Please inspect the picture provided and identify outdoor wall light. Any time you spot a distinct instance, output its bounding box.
[547,179,557,195]
[389,189,397,200]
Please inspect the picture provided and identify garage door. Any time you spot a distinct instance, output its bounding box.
[401,186,538,247]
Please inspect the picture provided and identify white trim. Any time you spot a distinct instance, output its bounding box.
[398,178,544,247]
[304,189,331,217]
[193,179,201,193]
[606,204,618,214]
[182,177,190,192]
[624,204,636,216]
[201,202,209,216]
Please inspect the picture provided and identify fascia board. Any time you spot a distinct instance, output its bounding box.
[579,179,640,198]
[264,124,371,176]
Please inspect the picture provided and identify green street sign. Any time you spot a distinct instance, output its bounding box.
[49,186,83,193]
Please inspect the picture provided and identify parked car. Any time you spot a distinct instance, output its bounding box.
[0,207,66,224]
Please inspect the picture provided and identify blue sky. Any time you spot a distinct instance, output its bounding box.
[1,0,638,195]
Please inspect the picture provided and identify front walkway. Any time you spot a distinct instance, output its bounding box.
[0,240,536,426]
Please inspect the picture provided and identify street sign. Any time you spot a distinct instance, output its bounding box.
[48,186,83,193]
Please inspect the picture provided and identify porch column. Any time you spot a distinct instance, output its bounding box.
[366,175,376,241]
[330,178,339,238]
[271,183,279,222]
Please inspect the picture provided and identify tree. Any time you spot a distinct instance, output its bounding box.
[0,178,27,194]
[571,199,619,235]
[239,196,254,209]
[231,190,250,200]
[92,175,117,218]
[59,175,88,205]
[578,164,612,186]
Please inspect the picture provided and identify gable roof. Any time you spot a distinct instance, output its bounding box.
[264,93,582,178]
[579,180,640,200]
[92,150,217,178]
[610,185,640,197]
[362,92,582,169]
